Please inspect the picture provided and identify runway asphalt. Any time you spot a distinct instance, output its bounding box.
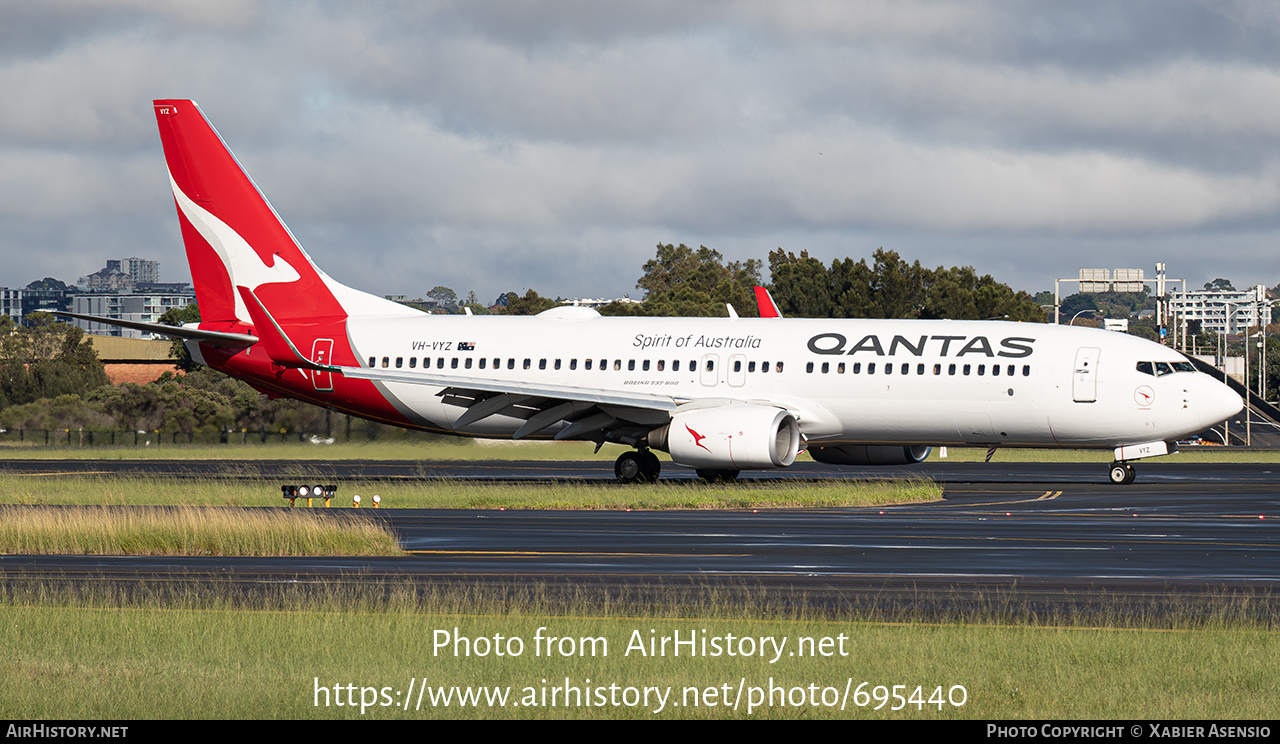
[2,458,1277,617]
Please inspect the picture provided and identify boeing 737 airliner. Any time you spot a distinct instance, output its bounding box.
[61,100,1243,485]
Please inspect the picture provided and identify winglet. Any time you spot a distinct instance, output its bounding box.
[754,286,783,318]
[236,286,336,372]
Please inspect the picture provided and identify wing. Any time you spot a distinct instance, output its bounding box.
[340,364,681,443]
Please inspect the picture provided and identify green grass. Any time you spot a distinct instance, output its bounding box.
[0,474,941,509]
[0,585,1274,719]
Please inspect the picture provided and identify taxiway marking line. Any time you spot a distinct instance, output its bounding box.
[405,550,749,557]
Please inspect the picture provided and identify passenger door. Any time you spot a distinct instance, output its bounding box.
[1072,347,1099,402]
[700,354,719,387]
[727,354,746,387]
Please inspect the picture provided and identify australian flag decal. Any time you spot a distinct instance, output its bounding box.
[457,341,475,351]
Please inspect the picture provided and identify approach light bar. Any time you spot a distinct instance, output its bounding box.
[281,483,339,506]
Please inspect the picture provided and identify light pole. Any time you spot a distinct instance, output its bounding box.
[1069,309,1094,326]
[1262,325,1269,405]
[1220,302,1243,446]
[1244,327,1253,447]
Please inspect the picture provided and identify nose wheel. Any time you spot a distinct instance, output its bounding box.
[615,449,661,483]
[1108,462,1136,485]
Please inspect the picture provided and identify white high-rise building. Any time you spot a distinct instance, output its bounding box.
[1169,285,1271,335]
[0,288,22,323]
[106,257,160,284]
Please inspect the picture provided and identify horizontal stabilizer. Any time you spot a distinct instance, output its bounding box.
[236,286,337,372]
[52,311,258,348]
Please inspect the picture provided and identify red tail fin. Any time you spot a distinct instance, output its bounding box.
[153,100,345,326]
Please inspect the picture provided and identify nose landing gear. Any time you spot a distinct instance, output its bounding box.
[1107,441,1176,485]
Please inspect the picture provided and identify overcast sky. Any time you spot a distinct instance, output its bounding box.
[4,1,1280,304]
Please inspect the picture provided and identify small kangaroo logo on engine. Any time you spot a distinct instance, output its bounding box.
[686,424,711,452]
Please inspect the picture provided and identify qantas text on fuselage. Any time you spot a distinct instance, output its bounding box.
[805,333,1033,358]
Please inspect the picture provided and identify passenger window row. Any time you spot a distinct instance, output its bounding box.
[804,360,1031,377]
[368,356,787,374]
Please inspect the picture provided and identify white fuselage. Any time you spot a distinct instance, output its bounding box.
[342,310,1241,449]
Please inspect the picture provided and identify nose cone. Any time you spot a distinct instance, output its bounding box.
[1199,378,1244,429]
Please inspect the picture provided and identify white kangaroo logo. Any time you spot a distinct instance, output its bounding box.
[170,172,301,323]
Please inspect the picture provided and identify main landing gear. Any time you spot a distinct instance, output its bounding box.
[615,449,661,483]
[1108,461,1136,485]
[613,449,742,484]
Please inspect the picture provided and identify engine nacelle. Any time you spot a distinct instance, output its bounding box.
[808,444,932,466]
[648,405,800,470]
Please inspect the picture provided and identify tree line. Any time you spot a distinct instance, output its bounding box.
[494,243,1047,321]
[414,243,1050,323]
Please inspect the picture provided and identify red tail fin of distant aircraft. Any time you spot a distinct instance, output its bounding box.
[754,286,782,318]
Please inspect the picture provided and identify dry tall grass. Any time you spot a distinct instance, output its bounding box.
[0,505,401,556]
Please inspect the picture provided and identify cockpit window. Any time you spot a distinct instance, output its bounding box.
[1138,360,1197,377]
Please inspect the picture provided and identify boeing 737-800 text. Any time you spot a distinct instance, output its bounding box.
[60,100,1243,485]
